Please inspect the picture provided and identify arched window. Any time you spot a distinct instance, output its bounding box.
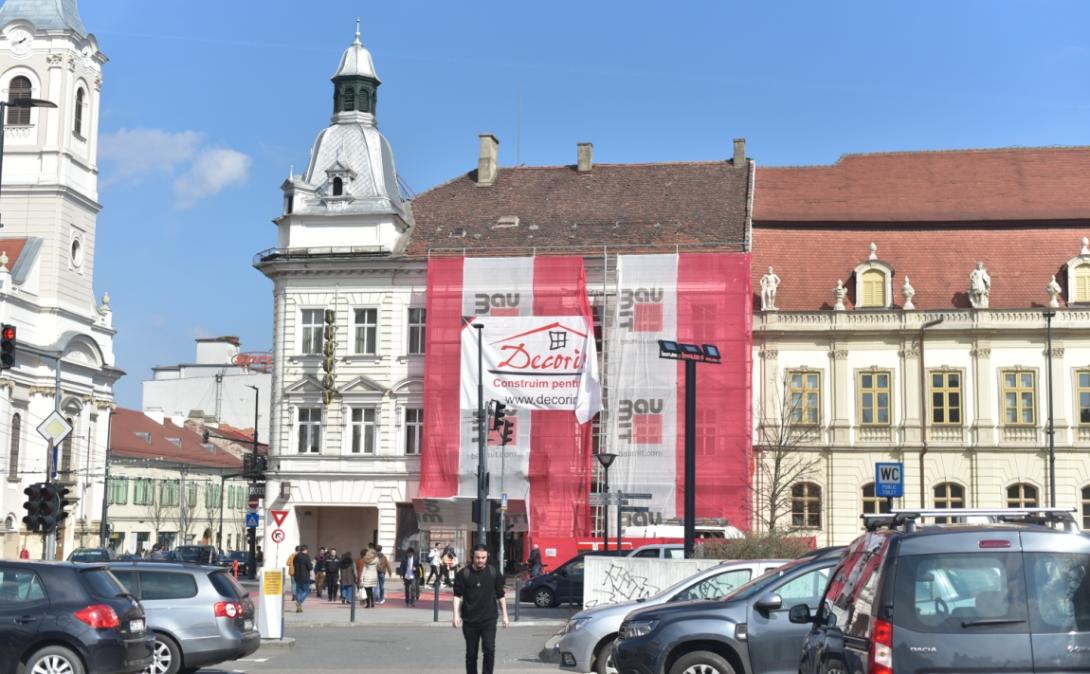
[1074,264,1090,303]
[1006,482,1038,508]
[332,177,343,196]
[860,269,886,307]
[341,86,355,112]
[8,413,20,479]
[7,76,31,125]
[60,416,73,476]
[861,482,892,516]
[358,88,370,113]
[791,482,822,529]
[933,482,965,523]
[73,87,84,135]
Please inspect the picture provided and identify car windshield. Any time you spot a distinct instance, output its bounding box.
[720,558,814,602]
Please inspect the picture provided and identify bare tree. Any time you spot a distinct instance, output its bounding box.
[176,475,197,545]
[143,481,171,543]
[204,480,223,548]
[752,371,824,534]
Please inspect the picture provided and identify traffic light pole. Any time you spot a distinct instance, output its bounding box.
[247,385,260,579]
[474,324,487,548]
[43,355,61,561]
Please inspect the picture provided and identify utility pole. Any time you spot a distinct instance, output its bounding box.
[98,410,113,549]
[247,385,260,578]
[474,324,487,547]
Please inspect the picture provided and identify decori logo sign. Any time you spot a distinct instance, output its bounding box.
[492,321,588,374]
[617,398,665,444]
[474,292,521,317]
[618,288,664,332]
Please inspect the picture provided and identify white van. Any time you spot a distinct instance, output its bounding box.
[623,524,744,539]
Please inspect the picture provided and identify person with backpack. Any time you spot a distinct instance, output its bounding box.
[452,544,509,674]
[376,544,391,604]
[291,545,313,613]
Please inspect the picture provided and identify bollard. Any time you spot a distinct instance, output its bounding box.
[350,584,356,623]
[514,578,520,622]
[433,577,440,622]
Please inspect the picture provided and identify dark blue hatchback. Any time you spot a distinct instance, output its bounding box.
[0,561,153,674]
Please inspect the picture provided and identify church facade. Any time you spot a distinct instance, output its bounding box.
[0,0,120,559]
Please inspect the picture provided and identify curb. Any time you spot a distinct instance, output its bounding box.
[279,620,567,629]
[258,637,296,649]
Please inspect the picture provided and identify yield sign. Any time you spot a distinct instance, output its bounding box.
[37,411,72,445]
[271,509,289,527]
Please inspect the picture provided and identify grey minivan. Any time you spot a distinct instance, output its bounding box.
[106,561,260,674]
[792,507,1090,674]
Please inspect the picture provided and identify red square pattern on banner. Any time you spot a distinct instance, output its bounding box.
[634,303,663,332]
[633,414,663,444]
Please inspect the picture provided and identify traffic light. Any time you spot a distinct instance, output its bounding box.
[491,401,507,431]
[22,482,44,533]
[0,324,15,369]
[39,482,59,533]
[489,499,502,532]
[499,420,514,446]
[57,485,71,524]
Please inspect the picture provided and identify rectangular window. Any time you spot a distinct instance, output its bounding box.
[404,407,423,455]
[133,478,154,506]
[300,309,324,355]
[858,371,891,425]
[407,308,426,355]
[1078,370,1090,425]
[350,407,377,454]
[787,370,821,425]
[297,407,322,453]
[205,483,221,508]
[1002,369,1036,425]
[930,370,963,425]
[187,483,197,508]
[353,308,378,355]
[109,478,128,506]
[161,480,179,507]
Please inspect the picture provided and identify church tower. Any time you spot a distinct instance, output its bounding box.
[0,0,119,560]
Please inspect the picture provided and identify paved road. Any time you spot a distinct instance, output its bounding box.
[192,625,561,673]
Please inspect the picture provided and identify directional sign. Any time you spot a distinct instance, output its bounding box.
[245,512,260,529]
[270,529,285,544]
[271,510,289,527]
[36,411,72,445]
[875,462,904,498]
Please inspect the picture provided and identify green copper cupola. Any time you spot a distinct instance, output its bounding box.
[332,19,380,121]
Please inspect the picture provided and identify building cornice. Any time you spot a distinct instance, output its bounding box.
[754,308,1090,337]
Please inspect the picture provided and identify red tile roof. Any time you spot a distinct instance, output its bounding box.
[407,161,752,257]
[752,226,1089,311]
[755,146,1090,222]
[0,238,30,270]
[212,423,268,454]
[110,408,242,469]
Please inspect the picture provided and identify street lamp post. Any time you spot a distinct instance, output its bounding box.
[596,452,617,552]
[246,385,260,578]
[1044,310,1056,507]
[0,98,57,228]
[473,323,487,547]
[658,341,720,559]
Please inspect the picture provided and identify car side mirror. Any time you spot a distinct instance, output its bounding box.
[788,603,813,624]
[755,592,783,611]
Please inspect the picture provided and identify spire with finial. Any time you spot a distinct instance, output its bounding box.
[354,17,362,45]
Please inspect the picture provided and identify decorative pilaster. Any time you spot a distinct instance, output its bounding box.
[971,343,995,445]
[829,348,850,445]
[901,339,922,444]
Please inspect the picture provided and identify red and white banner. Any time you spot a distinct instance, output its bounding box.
[607,253,752,528]
[421,257,597,539]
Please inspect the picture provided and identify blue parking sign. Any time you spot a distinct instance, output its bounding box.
[875,462,904,498]
[245,512,260,529]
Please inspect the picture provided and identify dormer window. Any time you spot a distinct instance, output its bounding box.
[852,242,894,309]
[73,87,84,136]
[6,76,31,125]
[860,269,886,307]
[1075,264,1090,303]
[332,177,344,196]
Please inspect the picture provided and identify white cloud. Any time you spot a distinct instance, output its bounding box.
[99,128,251,208]
[172,147,251,209]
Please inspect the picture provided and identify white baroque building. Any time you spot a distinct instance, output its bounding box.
[0,0,119,559]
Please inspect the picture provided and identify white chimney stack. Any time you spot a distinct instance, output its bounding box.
[577,142,593,172]
[477,133,499,186]
[733,137,746,166]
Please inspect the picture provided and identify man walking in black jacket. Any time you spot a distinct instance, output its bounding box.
[452,544,509,674]
[291,545,313,613]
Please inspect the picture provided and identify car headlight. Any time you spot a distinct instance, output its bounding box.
[622,619,658,639]
[566,617,592,634]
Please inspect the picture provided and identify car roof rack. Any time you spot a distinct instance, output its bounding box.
[862,507,1078,533]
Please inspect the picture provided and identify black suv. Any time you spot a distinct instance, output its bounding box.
[0,560,153,674]
[792,507,1090,674]
[519,552,624,608]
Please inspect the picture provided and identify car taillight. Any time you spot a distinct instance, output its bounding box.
[74,604,120,629]
[214,601,241,618]
[869,617,894,674]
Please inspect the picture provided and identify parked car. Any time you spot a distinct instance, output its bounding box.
[557,558,788,674]
[217,551,250,576]
[105,561,260,674]
[793,507,1090,674]
[170,545,218,565]
[0,560,153,674]
[625,544,686,559]
[68,547,117,563]
[611,546,845,674]
[519,552,624,608]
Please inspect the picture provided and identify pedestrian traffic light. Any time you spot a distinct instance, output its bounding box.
[489,499,502,532]
[491,401,507,431]
[0,324,15,369]
[39,482,59,533]
[500,419,514,446]
[22,482,43,533]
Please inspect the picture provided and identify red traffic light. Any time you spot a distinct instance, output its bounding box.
[1,325,14,341]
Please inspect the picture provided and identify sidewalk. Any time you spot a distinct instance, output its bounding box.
[243,579,576,629]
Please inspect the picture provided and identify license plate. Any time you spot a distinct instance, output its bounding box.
[243,619,253,631]
[129,618,145,633]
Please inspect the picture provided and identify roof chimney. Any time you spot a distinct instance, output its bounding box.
[732,137,746,166]
[577,142,593,173]
[477,133,499,187]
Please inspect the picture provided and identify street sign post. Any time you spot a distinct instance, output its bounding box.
[875,462,904,498]
[270,529,285,544]
[245,512,260,529]
[36,411,72,446]
[271,510,289,527]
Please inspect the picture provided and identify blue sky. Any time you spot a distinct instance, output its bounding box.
[73,1,1089,407]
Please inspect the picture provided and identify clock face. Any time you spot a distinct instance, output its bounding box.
[8,28,31,55]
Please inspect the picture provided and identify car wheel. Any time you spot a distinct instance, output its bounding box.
[22,645,86,674]
[145,634,182,674]
[668,650,736,674]
[594,636,619,674]
[533,587,556,608]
